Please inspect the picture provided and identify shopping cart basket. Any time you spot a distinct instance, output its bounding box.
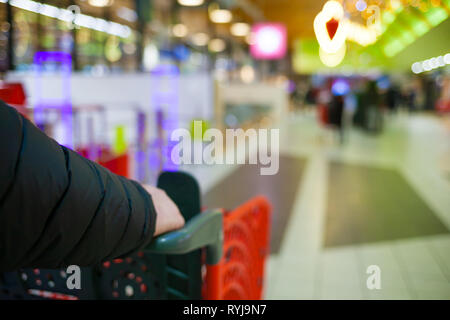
[0,171,271,300]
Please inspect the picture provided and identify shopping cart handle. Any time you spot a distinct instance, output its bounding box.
[146,210,223,265]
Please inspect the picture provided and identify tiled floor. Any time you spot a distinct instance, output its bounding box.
[184,111,450,300]
[203,155,306,253]
[325,162,448,247]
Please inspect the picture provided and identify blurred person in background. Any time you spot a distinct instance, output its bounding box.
[328,94,345,144]
[386,83,400,113]
[354,80,383,134]
[436,75,450,113]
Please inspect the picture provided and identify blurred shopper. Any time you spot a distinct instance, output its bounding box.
[436,76,450,113]
[424,78,439,111]
[328,94,345,143]
[354,80,383,134]
[0,101,185,272]
[317,86,332,128]
[386,84,400,113]
[410,78,425,112]
[343,92,357,140]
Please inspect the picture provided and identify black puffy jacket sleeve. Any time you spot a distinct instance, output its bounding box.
[0,101,157,272]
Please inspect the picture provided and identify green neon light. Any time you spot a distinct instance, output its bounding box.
[383,11,396,25]
[425,7,448,27]
[412,19,429,36]
[384,39,404,57]
[400,30,415,46]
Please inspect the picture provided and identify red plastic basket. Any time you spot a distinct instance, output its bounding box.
[98,153,129,178]
[0,82,28,116]
[78,147,129,178]
[204,196,271,300]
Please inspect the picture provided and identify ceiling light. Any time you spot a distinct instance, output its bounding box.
[9,0,131,38]
[117,6,137,23]
[314,1,347,54]
[444,53,450,64]
[411,53,450,74]
[411,62,423,74]
[319,43,346,67]
[172,24,188,37]
[88,0,113,7]
[210,9,232,23]
[208,38,226,52]
[231,22,250,37]
[422,60,432,71]
[191,32,209,46]
[178,0,204,6]
[355,0,367,12]
[209,4,232,24]
[430,57,439,69]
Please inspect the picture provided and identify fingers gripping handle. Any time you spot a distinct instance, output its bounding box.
[146,210,223,265]
[146,171,223,265]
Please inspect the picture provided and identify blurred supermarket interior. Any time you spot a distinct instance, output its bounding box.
[0,0,450,299]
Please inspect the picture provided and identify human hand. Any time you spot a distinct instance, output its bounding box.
[143,185,185,237]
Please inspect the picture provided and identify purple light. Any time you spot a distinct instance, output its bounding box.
[250,23,287,60]
[356,0,367,12]
[332,79,350,96]
[288,80,296,94]
[150,64,180,173]
[34,51,73,149]
[135,111,147,182]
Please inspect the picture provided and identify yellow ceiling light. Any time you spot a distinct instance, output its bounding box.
[191,32,210,46]
[208,38,226,52]
[172,24,188,38]
[346,20,378,46]
[314,0,380,53]
[319,43,346,67]
[314,1,347,54]
[178,0,204,6]
[231,22,250,37]
[88,0,114,7]
[209,4,232,24]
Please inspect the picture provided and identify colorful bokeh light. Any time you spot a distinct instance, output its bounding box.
[250,23,287,60]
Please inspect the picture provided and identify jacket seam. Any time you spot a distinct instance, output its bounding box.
[101,178,134,261]
[18,146,73,268]
[59,155,107,267]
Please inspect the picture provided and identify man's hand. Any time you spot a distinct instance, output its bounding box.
[143,185,185,237]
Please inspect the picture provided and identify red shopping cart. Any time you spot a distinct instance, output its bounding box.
[0,171,272,300]
[205,196,271,300]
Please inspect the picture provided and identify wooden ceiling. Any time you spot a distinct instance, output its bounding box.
[245,0,327,43]
[238,0,391,47]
